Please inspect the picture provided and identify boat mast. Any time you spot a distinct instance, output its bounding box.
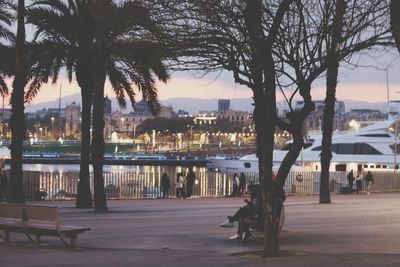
[58,84,62,138]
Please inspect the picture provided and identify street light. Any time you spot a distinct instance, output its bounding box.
[51,117,55,137]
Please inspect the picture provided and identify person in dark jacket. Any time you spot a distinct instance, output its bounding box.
[161,172,171,199]
[219,184,262,241]
[239,172,246,196]
[185,167,195,198]
[355,171,363,194]
[364,171,374,195]
[347,170,354,193]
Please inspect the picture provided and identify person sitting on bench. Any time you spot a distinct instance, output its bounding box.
[220,184,262,241]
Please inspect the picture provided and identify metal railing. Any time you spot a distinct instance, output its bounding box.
[13,170,400,200]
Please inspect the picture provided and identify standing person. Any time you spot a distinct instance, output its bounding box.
[239,172,246,196]
[355,171,363,194]
[364,171,374,195]
[347,170,354,193]
[176,172,184,198]
[185,167,195,198]
[231,173,239,197]
[0,169,8,202]
[161,172,171,199]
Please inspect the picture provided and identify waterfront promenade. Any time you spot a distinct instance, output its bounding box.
[1,194,400,266]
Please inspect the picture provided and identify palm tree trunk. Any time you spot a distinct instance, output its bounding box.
[91,67,107,213]
[8,0,26,204]
[76,86,93,208]
[320,0,347,204]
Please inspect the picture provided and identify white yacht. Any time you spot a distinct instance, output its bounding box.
[208,102,400,174]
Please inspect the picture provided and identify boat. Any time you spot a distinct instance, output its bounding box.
[208,117,400,174]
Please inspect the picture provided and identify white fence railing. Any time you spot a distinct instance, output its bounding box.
[10,170,400,200]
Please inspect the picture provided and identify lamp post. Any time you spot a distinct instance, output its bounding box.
[395,122,398,170]
[51,117,55,138]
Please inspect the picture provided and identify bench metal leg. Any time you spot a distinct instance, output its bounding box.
[70,237,76,249]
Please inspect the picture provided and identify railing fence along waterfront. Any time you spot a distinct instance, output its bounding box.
[18,170,400,200]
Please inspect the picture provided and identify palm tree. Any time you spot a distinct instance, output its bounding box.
[0,0,14,94]
[8,0,26,204]
[26,0,98,208]
[27,0,169,212]
[89,0,169,212]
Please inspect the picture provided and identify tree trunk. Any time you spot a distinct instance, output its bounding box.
[8,0,26,204]
[244,0,292,257]
[390,0,400,54]
[320,0,347,204]
[76,86,93,208]
[254,91,278,257]
[91,60,107,213]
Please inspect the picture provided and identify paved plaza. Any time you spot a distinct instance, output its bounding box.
[1,193,400,266]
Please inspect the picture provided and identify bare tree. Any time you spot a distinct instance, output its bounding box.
[320,0,347,203]
[273,0,390,204]
[149,0,295,256]
[147,0,391,255]
[319,0,391,203]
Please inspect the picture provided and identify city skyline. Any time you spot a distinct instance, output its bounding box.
[0,49,397,111]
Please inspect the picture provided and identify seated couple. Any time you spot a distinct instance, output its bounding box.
[220,183,285,242]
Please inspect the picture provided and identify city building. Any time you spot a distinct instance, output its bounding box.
[104,100,175,138]
[346,108,386,122]
[216,110,252,125]
[194,112,217,125]
[295,100,346,132]
[218,99,230,112]
[64,102,81,138]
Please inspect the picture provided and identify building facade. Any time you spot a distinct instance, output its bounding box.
[64,102,81,138]
[218,99,230,112]
[295,100,346,132]
[104,100,175,138]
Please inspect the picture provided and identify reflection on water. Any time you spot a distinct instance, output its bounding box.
[12,164,190,174]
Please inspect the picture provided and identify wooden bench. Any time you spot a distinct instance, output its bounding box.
[0,203,90,248]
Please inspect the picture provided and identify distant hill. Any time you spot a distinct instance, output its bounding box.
[25,94,388,115]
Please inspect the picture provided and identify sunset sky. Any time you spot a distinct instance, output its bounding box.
[7,47,399,110]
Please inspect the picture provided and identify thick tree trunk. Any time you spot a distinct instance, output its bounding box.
[76,86,93,208]
[254,92,278,257]
[8,0,26,204]
[244,0,292,257]
[91,61,107,212]
[390,1,400,54]
[320,0,347,204]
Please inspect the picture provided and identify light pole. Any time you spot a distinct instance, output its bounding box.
[395,122,398,170]
[51,117,55,138]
